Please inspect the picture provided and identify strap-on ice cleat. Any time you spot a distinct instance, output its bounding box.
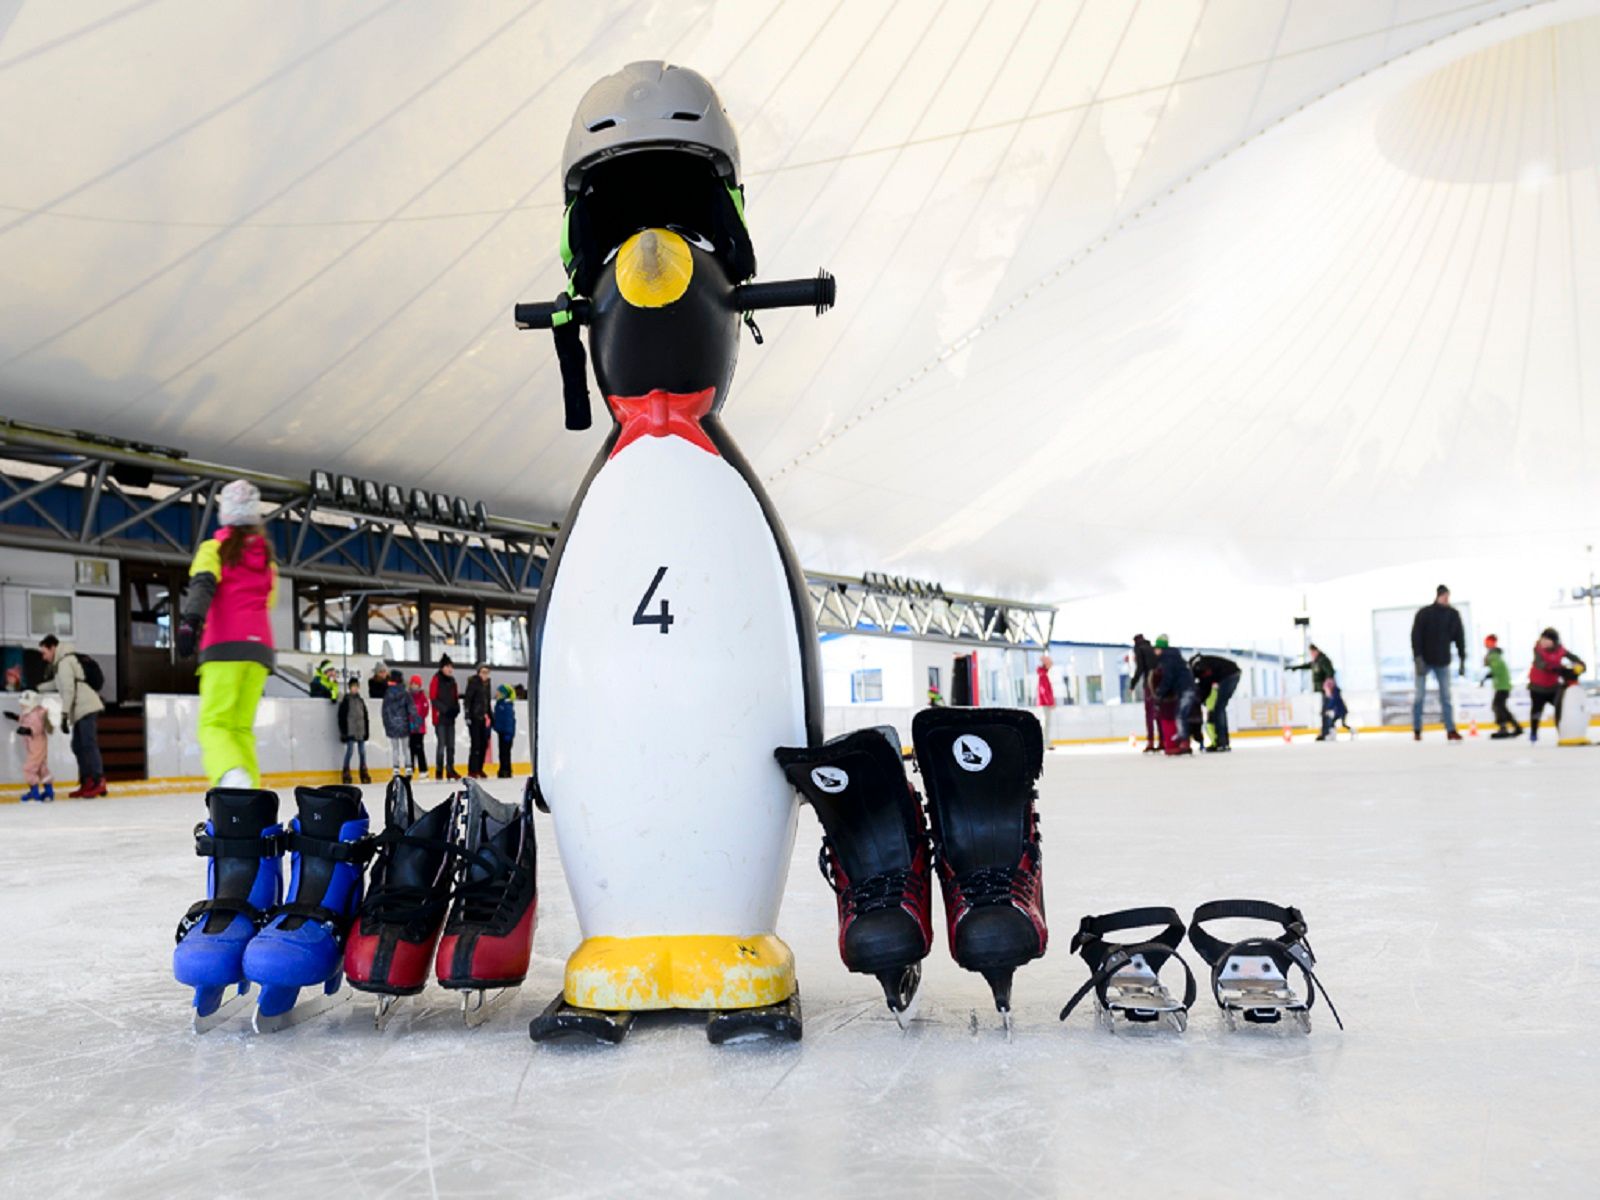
[775,726,933,1027]
[344,777,461,1030]
[1187,900,1343,1033]
[241,786,372,1033]
[1058,907,1196,1034]
[173,788,286,1032]
[436,780,537,1028]
[912,708,1048,1030]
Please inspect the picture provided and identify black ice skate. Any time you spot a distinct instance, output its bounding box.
[775,726,933,1027]
[913,708,1048,1031]
[1188,900,1343,1033]
[1058,907,1196,1033]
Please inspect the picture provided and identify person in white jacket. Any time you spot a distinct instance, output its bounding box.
[38,635,107,798]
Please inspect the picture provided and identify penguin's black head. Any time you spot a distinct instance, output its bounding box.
[587,227,740,407]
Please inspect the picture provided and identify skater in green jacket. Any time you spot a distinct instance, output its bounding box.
[1288,645,1350,740]
[1481,635,1522,738]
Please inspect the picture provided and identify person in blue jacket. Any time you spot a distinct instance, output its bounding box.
[1154,635,1199,749]
[493,684,517,779]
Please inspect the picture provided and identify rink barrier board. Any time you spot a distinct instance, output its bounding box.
[0,763,533,802]
[8,720,1597,803]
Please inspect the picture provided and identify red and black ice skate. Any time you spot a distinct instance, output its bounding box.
[343,777,459,1028]
[435,779,537,1026]
[776,726,933,1024]
[913,707,1048,1028]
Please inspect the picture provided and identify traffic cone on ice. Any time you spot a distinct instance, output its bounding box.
[1128,733,1139,751]
[1469,718,1479,738]
[1282,723,1293,743]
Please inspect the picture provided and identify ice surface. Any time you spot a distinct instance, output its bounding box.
[2,737,1597,1198]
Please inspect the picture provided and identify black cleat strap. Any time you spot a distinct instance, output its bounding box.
[1188,899,1306,965]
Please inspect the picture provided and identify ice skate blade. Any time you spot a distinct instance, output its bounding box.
[876,962,922,1027]
[891,985,923,1031]
[251,983,350,1033]
[529,993,635,1044]
[191,982,252,1034]
[706,989,802,1045]
[371,993,412,1032]
[460,985,519,1029]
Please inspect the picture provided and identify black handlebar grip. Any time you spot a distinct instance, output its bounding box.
[513,302,555,329]
[514,297,592,330]
[731,270,836,315]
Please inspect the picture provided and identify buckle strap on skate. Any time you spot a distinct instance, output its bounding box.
[270,900,353,930]
[173,896,268,944]
[192,822,283,859]
[1058,906,1196,1022]
[1188,899,1344,1030]
[284,829,374,864]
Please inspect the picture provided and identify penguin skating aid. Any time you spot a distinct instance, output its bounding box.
[518,62,834,1046]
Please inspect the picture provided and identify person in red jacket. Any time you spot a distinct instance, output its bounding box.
[429,655,461,780]
[407,675,430,775]
[1528,628,1585,743]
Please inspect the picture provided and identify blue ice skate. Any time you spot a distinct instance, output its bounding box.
[242,785,370,1032]
[173,789,285,1032]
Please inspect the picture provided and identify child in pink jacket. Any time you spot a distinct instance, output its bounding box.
[13,691,55,802]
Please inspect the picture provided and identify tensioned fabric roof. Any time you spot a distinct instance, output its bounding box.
[1,0,1596,599]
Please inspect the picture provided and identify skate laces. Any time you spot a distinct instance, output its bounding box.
[958,866,1022,907]
[817,843,914,914]
[361,829,459,931]
[454,838,526,925]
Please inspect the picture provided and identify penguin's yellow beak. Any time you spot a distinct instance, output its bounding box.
[614,228,694,308]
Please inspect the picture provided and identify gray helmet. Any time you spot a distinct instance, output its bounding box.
[562,61,741,201]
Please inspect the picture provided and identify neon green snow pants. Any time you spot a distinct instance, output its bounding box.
[197,661,268,786]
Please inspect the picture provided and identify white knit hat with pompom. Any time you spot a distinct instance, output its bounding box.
[218,479,262,527]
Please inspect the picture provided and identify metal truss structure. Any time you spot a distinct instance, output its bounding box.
[806,571,1055,648]
[2,419,1057,642]
[0,420,555,602]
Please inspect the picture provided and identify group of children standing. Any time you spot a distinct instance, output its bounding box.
[343,664,517,783]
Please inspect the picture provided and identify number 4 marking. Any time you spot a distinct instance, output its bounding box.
[633,566,674,634]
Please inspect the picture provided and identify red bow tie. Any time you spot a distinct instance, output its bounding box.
[607,388,718,459]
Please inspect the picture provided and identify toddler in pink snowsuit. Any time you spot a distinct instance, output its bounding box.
[14,690,54,802]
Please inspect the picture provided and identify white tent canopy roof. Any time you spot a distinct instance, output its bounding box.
[2,0,1596,599]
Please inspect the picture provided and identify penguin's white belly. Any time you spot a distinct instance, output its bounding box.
[538,435,804,937]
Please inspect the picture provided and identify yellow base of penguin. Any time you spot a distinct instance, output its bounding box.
[563,933,795,1011]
